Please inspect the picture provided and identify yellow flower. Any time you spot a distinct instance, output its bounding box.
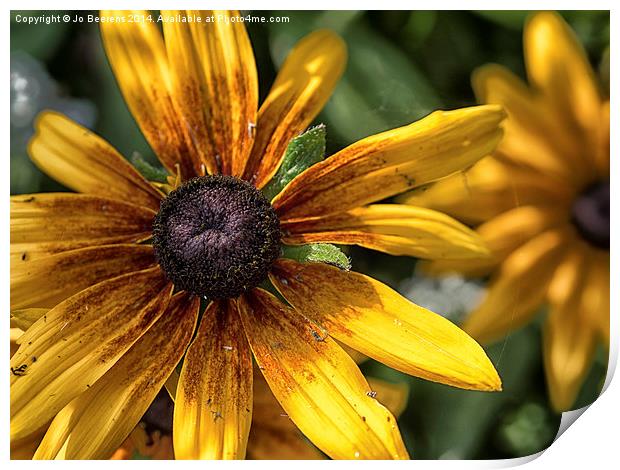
[402,12,609,412]
[11,9,504,460]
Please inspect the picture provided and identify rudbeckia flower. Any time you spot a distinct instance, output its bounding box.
[10,9,504,460]
[403,12,609,412]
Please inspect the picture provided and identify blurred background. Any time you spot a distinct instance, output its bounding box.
[10,10,610,459]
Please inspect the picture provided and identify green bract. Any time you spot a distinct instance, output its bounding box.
[261,125,326,201]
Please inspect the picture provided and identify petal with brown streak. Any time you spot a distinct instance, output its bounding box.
[270,259,501,392]
[282,204,489,259]
[33,292,198,459]
[11,193,155,263]
[238,288,409,460]
[11,245,157,309]
[28,111,162,210]
[272,105,504,220]
[100,10,201,178]
[173,299,253,459]
[243,30,346,188]
[163,10,258,177]
[10,268,172,441]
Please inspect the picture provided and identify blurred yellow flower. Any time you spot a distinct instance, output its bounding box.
[11,9,504,460]
[403,11,609,412]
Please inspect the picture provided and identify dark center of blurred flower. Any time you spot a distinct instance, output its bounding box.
[571,181,609,250]
[152,175,281,299]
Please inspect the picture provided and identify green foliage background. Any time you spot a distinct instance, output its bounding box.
[10,10,610,460]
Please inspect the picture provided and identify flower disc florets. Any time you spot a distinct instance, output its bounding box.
[153,175,281,299]
[571,180,609,249]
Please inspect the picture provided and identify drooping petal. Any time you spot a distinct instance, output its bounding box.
[421,204,568,277]
[11,245,157,309]
[462,227,571,344]
[472,64,591,184]
[543,249,597,412]
[272,105,505,220]
[162,10,258,177]
[524,12,603,153]
[247,369,324,460]
[282,204,489,259]
[28,111,162,211]
[243,30,346,188]
[174,299,253,460]
[11,193,155,262]
[33,292,198,459]
[399,157,573,225]
[10,268,172,441]
[101,10,200,178]
[270,259,501,391]
[238,288,409,460]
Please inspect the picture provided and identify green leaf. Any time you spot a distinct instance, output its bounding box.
[131,152,169,183]
[473,11,530,30]
[496,402,557,456]
[281,243,351,271]
[261,125,326,201]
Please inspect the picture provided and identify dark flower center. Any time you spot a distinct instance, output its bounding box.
[571,180,609,249]
[152,175,281,299]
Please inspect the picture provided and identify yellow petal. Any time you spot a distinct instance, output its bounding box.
[162,10,258,177]
[100,10,202,178]
[525,12,602,151]
[167,365,324,460]
[33,292,198,459]
[282,204,489,259]
[594,101,610,178]
[28,111,162,211]
[11,327,25,357]
[543,250,597,412]
[473,64,591,185]
[247,368,324,460]
[11,244,157,309]
[238,288,409,460]
[11,309,48,331]
[421,204,568,276]
[11,193,155,262]
[174,299,253,460]
[270,259,501,392]
[462,227,570,344]
[579,246,610,346]
[243,30,346,188]
[399,156,572,225]
[10,268,172,441]
[273,105,505,220]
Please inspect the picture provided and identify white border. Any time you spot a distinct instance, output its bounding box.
[2,2,617,467]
